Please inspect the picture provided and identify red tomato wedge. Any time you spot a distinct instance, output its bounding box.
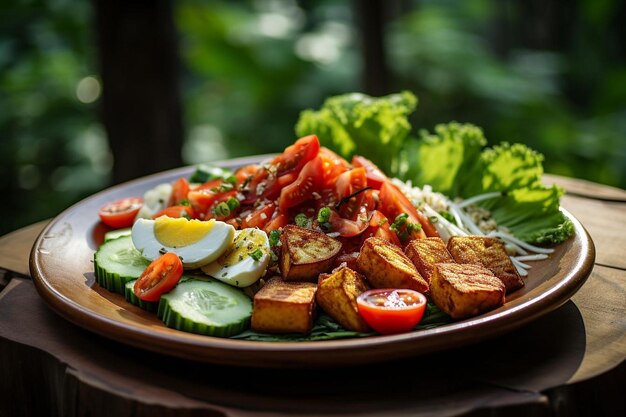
[379,181,439,239]
[352,155,388,189]
[242,203,276,229]
[264,213,288,232]
[279,156,324,211]
[98,197,143,229]
[357,289,427,334]
[361,210,401,247]
[335,167,368,219]
[319,146,350,186]
[169,178,190,206]
[134,252,183,302]
[272,134,320,176]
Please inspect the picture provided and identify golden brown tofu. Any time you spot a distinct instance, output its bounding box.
[430,263,505,319]
[357,237,429,293]
[251,277,317,334]
[404,237,455,284]
[447,236,524,294]
[316,266,371,332]
[280,225,342,281]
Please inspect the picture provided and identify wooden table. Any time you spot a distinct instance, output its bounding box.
[0,174,624,417]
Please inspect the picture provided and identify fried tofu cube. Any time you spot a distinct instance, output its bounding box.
[405,237,455,283]
[357,237,429,293]
[251,277,317,334]
[316,266,371,332]
[430,263,505,319]
[280,225,342,282]
[447,236,524,294]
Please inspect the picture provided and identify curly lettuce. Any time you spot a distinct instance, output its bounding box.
[295,91,417,173]
[295,92,574,245]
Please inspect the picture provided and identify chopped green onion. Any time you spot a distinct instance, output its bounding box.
[269,229,281,246]
[390,213,408,232]
[317,207,331,224]
[295,213,309,228]
[226,197,240,211]
[407,222,422,233]
[214,202,230,217]
[179,199,191,206]
[250,249,264,262]
[226,175,238,185]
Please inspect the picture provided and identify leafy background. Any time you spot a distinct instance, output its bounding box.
[1,0,625,235]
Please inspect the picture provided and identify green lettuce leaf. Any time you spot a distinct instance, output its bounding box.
[400,123,573,244]
[295,91,417,173]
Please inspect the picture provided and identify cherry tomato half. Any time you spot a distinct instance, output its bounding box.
[98,197,143,229]
[134,252,183,302]
[356,289,427,334]
[278,156,324,211]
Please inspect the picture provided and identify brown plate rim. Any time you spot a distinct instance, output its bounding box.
[29,155,596,368]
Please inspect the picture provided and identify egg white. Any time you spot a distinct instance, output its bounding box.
[134,182,173,220]
[201,228,270,288]
[131,218,235,269]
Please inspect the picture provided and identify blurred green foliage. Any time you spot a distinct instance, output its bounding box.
[1,0,624,235]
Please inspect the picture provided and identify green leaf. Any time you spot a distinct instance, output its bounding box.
[403,122,574,245]
[295,91,418,173]
[397,122,486,196]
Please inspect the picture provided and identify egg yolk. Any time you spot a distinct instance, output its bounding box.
[154,217,214,248]
[218,229,267,266]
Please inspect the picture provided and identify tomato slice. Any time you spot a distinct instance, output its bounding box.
[234,164,261,185]
[361,210,401,247]
[169,178,190,206]
[152,205,196,220]
[272,134,320,176]
[356,289,427,334]
[319,147,350,186]
[241,203,276,229]
[379,181,439,239]
[98,197,143,229]
[264,213,288,232]
[352,155,388,189]
[335,167,368,219]
[188,183,237,218]
[278,156,324,211]
[134,252,183,302]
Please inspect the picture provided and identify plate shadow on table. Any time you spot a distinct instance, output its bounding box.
[0,279,588,416]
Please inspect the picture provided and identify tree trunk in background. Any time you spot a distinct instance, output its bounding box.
[94,0,183,184]
[355,0,390,96]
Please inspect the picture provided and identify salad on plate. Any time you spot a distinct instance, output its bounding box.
[93,91,574,341]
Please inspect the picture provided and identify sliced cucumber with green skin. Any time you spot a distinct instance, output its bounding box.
[94,235,150,294]
[124,280,159,312]
[104,228,131,242]
[158,278,252,337]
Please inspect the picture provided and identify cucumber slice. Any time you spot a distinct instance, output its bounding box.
[124,280,159,312]
[104,228,131,242]
[158,278,252,337]
[94,235,150,294]
[188,165,233,184]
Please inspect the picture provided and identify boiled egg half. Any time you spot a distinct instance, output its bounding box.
[131,216,235,269]
[201,228,270,287]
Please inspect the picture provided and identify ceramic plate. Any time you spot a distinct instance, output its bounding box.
[29,155,595,368]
